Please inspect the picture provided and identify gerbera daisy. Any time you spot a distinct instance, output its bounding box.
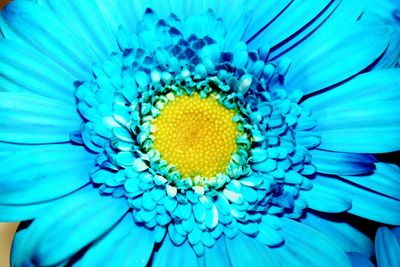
[0,0,399,266]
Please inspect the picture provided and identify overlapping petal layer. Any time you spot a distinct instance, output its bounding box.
[0,0,399,266]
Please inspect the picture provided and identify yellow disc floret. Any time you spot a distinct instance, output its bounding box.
[152,93,238,179]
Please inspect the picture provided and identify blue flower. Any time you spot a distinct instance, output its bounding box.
[0,1,399,266]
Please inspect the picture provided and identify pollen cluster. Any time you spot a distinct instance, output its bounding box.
[152,93,238,178]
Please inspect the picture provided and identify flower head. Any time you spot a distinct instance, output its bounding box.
[0,0,399,266]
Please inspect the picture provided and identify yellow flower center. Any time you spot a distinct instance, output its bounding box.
[152,93,238,179]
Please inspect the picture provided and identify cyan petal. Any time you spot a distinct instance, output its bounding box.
[2,1,95,78]
[303,69,400,111]
[341,163,400,200]
[285,23,390,94]
[12,187,128,266]
[80,213,154,267]
[311,149,376,175]
[204,236,231,267]
[0,39,76,103]
[39,0,119,61]
[272,218,352,267]
[225,233,281,267]
[302,179,352,213]
[269,0,340,59]
[314,101,400,153]
[375,227,400,267]
[281,0,364,60]
[0,201,52,222]
[373,26,400,69]
[313,175,400,225]
[243,0,292,42]
[313,102,400,132]
[152,238,200,267]
[0,92,80,143]
[11,229,33,267]
[301,212,374,257]
[347,252,375,267]
[0,143,93,204]
[248,0,331,50]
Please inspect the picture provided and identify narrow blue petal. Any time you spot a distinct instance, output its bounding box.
[312,149,376,176]
[0,39,76,103]
[301,212,374,257]
[347,252,375,267]
[269,0,341,59]
[0,202,52,222]
[248,0,331,50]
[302,179,352,213]
[272,218,352,267]
[80,214,154,267]
[313,175,400,225]
[341,163,400,200]
[375,227,400,267]
[224,11,252,50]
[373,26,400,69]
[0,143,93,204]
[225,233,281,267]
[243,0,292,42]
[152,238,200,267]
[2,1,95,78]
[11,229,33,267]
[314,101,400,153]
[11,187,128,266]
[204,236,231,267]
[317,127,400,153]
[40,0,119,60]
[285,23,390,94]
[279,0,364,60]
[256,222,283,246]
[313,101,400,132]
[302,69,400,111]
[0,92,80,144]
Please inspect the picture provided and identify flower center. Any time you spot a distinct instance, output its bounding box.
[152,92,238,179]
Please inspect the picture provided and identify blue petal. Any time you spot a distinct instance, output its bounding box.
[301,212,374,257]
[285,23,390,94]
[0,143,93,204]
[314,101,400,153]
[341,163,400,200]
[243,0,292,42]
[248,0,332,50]
[272,218,352,267]
[203,236,231,267]
[302,179,352,213]
[10,229,33,267]
[0,39,76,103]
[313,175,400,225]
[347,252,375,267]
[11,186,128,266]
[375,227,400,267]
[277,0,364,60]
[79,213,154,267]
[38,0,119,61]
[224,11,252,51]
[0,202,52,222]
[0,92,80,143]
[225,233,281,267]
[268,0,341,59]
[152,237,200,267]
[373,26,400,69]
[311,149,376,176]
[1,1,95,78]
[302,69,400,111]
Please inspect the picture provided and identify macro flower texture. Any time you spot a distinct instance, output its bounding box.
[0,0,400,266]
